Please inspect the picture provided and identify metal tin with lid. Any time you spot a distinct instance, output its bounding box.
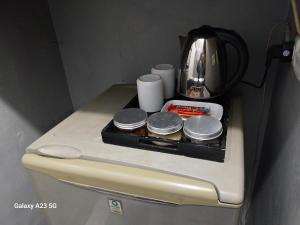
[113,108,147,130]
[183,116,223,141]
[147,112,183,135]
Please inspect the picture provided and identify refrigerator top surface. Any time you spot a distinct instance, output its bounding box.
[24,84,244,206]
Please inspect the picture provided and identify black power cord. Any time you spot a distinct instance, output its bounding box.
[242,41,294,88]
[242,67,269,88]
[242,23,294,88]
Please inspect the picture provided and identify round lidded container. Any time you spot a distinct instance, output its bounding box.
[147,112,183,142]
[113,108,147,135]
[183,116,223,143]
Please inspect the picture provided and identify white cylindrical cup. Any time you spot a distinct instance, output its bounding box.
[137,74,164,113]
[151,64,175,99]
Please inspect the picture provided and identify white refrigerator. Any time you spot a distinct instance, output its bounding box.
[22,85,244,225]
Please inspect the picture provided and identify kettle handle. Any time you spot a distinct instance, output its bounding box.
[215,28,249,93]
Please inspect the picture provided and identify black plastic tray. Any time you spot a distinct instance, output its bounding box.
[101,95,229,162]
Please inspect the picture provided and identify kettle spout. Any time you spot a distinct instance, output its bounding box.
[178,35,187,50]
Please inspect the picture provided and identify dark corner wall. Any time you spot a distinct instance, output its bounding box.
[247,9,300,225]
[248,63,300,225]
[0,1,73,225]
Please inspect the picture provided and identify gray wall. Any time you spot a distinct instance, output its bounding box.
[247,64,300,225]
[47,0,289,108]
[0,1,73,225]
[247,7,300,225]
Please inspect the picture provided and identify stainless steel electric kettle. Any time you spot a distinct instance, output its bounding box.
[177,25,249,99]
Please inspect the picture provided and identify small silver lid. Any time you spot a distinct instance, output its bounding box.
[183,116,223,141]
[147,112,183,135]
[113,108,147,130]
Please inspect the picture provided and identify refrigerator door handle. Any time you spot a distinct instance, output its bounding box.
[58,179,177,206]
[22,154,221,206]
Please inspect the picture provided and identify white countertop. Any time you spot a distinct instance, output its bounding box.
[26,84,244,205]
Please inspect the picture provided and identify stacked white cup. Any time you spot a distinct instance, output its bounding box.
[137,74,164,113]
[151,64,175,99]
[137,64,175,113]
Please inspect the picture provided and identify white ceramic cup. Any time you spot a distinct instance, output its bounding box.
[137,74,164,112]
[151,64,175,99]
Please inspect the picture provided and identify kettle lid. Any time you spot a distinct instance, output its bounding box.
[188,25,216,38]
